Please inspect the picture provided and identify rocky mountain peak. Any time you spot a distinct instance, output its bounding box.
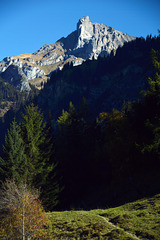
[59,16,136,59]
[77,16,93,34]
[0,16,136,91]
[76,16,94,49]
[77,16,90,25]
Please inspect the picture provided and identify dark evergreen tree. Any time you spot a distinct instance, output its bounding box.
[137,49,160,165]
[21,103,53,187]
[0,119,27,184]
[21,103,60,209]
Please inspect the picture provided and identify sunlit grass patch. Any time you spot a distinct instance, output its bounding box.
[48,194,160,239]
[92,194,160,239]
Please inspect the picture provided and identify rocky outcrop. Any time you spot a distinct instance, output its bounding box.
[22,64,45,80]
[33,44,56,55]
[0,16,136,91]
[0,57,23,73]
[1,64,31,91]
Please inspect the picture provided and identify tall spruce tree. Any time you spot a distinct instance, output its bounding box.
[21,103,60,210]
[21,103,53,187]
[0,119,27,184]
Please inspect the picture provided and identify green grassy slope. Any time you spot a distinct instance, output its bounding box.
[49,194,160,239]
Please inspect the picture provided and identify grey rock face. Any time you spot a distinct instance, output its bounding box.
[1,64,31,91]
[59,16,136,59]
[22,64,45,80]
[76,16,94,49]
[39,53,64,66]
[0,57,23,73]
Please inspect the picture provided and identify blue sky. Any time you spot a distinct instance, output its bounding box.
[0,0,159,61]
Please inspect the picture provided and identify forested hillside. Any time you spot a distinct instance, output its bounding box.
[37,36,160,120]
[53,48,160,209]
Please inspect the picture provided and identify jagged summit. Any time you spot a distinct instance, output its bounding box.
[77,16,93,40]
[0,16,136,91]
[77,16,90,25]
[59,16,136,59]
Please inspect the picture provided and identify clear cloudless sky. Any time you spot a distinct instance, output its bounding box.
[0,0,159,60]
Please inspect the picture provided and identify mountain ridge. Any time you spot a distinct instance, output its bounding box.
[0,16,136,91]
